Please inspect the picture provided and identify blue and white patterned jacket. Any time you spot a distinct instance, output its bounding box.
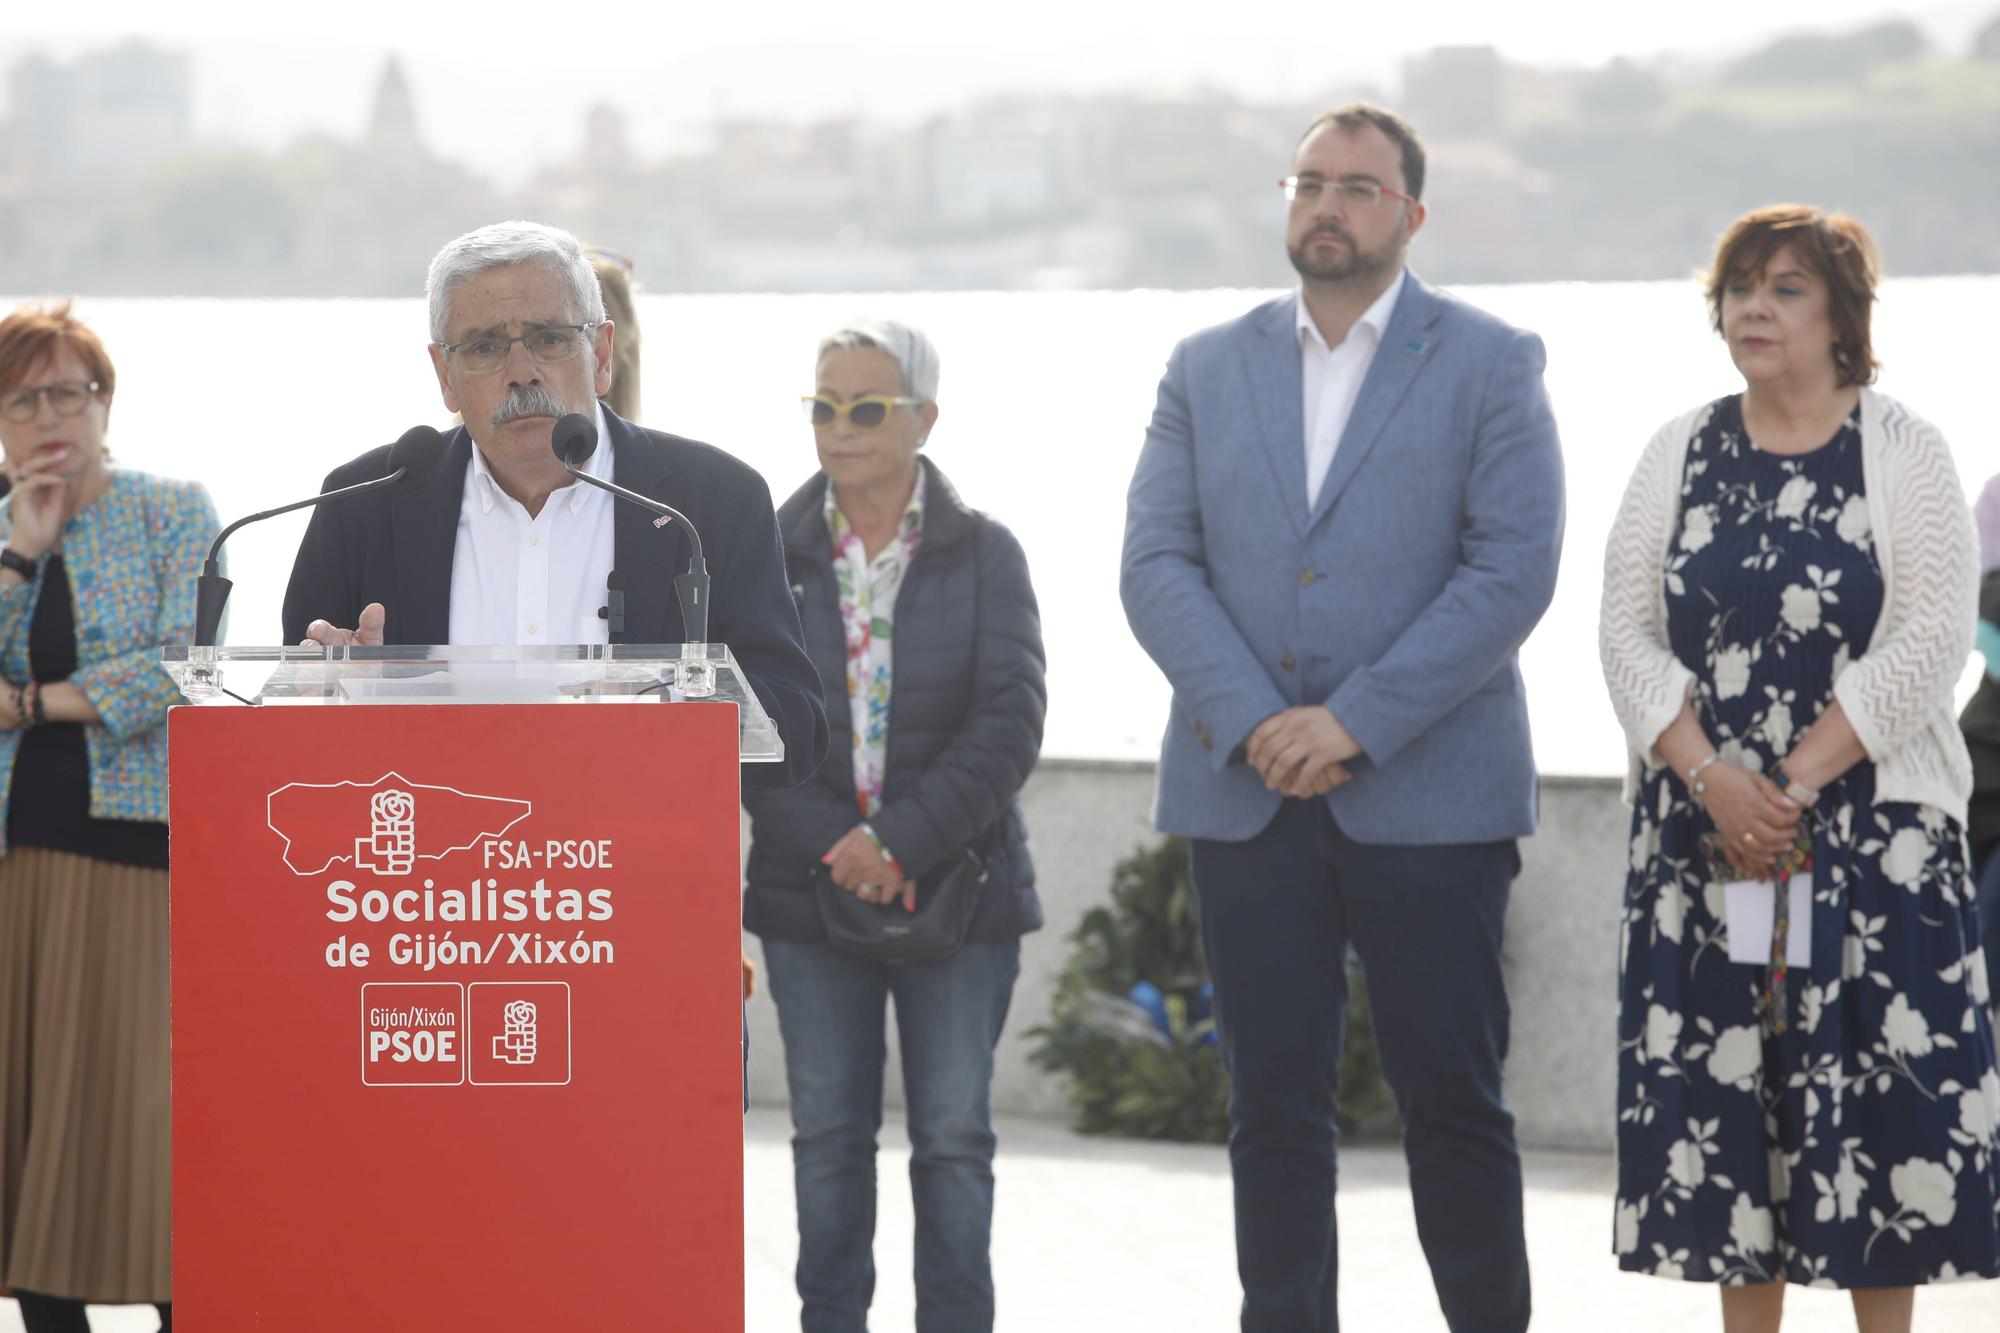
[0,469,218,854]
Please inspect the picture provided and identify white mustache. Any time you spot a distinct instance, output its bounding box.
[490,384,568,427]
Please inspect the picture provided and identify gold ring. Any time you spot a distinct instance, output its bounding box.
[1741,832,1755,845]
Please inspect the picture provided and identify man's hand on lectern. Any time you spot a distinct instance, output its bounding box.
[302,602,387,647]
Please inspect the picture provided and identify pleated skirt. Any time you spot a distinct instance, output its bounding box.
[0,846,170,1303]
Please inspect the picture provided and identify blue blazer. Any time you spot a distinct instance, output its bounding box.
[1120,274,1564,844]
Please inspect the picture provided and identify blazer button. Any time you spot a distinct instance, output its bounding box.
[1280,655,1297,672]
[1298,569,1317,586]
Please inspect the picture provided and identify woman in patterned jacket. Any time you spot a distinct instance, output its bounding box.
[1600,207,2000,1329]
[0,301,217,1333]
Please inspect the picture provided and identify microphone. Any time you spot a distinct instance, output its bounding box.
[551,413,710,644]
[599,569,625,643]
[194,425,446,647]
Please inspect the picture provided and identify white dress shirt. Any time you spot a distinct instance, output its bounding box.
[1298,268,1406,511]
[447,400,617,645]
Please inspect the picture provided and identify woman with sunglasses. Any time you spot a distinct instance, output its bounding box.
[0,302,216,1332]
[742,319,1047,1332]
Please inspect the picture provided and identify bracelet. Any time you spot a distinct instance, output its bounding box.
[1768,764,1819,807]
[1685,752,1724,798]
[0,546,38,581]
[857,821,901,869]
[29,681,45,729]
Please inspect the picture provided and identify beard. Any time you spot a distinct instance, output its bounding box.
[1287,225,1398,286]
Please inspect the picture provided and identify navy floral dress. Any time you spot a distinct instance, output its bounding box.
[1615,395,2000,1287]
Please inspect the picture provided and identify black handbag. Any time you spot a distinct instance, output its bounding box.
[813,845,989,964]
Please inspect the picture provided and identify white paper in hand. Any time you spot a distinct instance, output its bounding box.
[1724,873,1812,967]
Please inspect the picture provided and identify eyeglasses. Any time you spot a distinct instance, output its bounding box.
[437,324,599,375]
[0,379,102,423]
[1278,176,1416,209]
[802,394,924,430]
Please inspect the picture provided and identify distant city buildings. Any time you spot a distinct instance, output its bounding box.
[1,20,1996,296]
[1,39,192,183]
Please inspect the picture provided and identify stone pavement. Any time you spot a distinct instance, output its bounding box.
[745,1110,1998,1332]
[10,1108,1997,1330]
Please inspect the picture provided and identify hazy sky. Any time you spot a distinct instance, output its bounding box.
[4,0,1989,182]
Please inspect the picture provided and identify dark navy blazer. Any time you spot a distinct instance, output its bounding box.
[281,408,829,792]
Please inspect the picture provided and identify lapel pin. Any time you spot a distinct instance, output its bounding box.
[1404,338,1430,356]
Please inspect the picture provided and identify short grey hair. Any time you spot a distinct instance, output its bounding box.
[816,318,941,402]
[426,220,606,344]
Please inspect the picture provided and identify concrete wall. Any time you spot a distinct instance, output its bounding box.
[743,762,1630,1152]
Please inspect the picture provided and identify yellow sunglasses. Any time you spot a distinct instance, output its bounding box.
[801,394,923,430]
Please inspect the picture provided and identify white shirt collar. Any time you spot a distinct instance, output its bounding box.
[1295,268,1406,354]
[467,399,614,517]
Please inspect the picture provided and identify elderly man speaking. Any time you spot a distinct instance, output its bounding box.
[282,220,827,791]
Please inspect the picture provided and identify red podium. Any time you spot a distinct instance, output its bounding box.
[163,645,778,1331]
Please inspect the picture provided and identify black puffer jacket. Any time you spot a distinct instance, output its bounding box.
[742,458,1046,943]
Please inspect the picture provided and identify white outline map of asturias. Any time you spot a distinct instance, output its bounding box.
[267,772,533,877]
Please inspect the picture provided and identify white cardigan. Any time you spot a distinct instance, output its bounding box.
[1599,387,1977,822]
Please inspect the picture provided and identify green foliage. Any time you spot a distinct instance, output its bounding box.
[1029,835,1394,1143]
[144,150,299,263]
[1726,19,1928,85]
[1065,834,1210,995]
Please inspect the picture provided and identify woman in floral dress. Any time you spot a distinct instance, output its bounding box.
[1600,205,2000,1330]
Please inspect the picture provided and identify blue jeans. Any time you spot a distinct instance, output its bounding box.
[763,937,1020,1333]
[1190,798,1529,1333]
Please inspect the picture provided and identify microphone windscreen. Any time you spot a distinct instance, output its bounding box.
[551,413,597,467]
[386,425,447,479]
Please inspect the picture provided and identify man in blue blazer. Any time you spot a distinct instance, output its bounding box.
[282,221,827,793]
[1121,106,1563,1332]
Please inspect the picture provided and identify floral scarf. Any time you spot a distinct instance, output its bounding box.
[825,468,926,816]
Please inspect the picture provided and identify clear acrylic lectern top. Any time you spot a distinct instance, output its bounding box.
[160,643,783,762]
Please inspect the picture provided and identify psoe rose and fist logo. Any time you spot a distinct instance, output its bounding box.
[360,789,417,875]
[470,983,571,1086]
